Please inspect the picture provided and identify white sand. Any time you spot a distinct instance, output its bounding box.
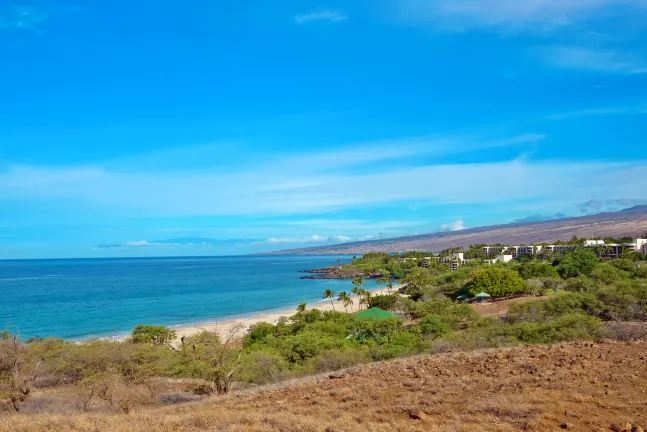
[171,285,403,343]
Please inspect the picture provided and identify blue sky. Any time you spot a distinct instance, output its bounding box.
[1,0,646,259]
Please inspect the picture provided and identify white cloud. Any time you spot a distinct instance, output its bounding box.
[396,0,647,32]
[294,9,347,24]
[441,219,466,232]
[539,46,647,74]
[265,235,352,245]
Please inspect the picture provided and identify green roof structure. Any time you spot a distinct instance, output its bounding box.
[354,307,399,321]
[474,292,492,298]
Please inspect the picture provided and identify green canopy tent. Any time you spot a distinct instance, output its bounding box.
[354,307,399,321]
[474,292,492,303]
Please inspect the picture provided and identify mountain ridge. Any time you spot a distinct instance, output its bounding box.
[262,205,647,255]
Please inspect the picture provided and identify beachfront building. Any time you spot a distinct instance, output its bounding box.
[482,246,505,257]
[581,238,647,259]
[507,245,543,258]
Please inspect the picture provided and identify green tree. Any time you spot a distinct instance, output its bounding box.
[352,276,364,291]
[556,249,599,279]
[351,285,362,309]
[370,294,399,311]
[130,325,176,346]
[296,303,307,314]
[464,266,526,297]
[518,261,559,280]
[322,289,336,311]
[337,291,353,313]
[376,273,390,295]
[181,330,243,395]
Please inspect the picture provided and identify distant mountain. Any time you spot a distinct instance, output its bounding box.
[262,206,647,255]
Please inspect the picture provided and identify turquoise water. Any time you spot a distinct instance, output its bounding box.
[0,256,378,340]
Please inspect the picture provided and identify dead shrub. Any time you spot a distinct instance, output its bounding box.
[159,392,202,405]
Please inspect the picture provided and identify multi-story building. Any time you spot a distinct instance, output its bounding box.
[482,246,505,257]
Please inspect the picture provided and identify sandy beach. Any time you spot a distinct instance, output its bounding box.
[171,285,403,344]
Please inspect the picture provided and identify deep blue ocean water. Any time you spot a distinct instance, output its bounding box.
[0,256,378,340]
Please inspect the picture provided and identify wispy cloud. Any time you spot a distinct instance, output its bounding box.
[96,237,260,249]
[512,213,568,223]
[264,235,352,245]
[539,46,647,74]
[0,5,50,33]
[294,9,347,25]
[1,136,646,222]
[544,106,647,120]
[578,198,647,214]
[395,0,647,32]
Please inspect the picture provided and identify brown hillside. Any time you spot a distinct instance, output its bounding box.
[264,206,647,255]
[3,340,646,432]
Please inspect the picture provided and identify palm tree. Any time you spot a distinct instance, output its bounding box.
[386,282,394,295]
[322,289,336,311]
[352,276,364,291]
[351,286,362,310]
[358,288,372,309]
[337,291,352,313]
[296,303,307,314]
[376,273,390,295]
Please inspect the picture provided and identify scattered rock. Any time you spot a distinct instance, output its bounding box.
[632,427,644,432]
[329,372,345,380]
[407,410,426,420]
[561,423,574,429]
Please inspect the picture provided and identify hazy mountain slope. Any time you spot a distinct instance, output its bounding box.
[264,206,647,255]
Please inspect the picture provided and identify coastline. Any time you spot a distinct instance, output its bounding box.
[152,284,404,344]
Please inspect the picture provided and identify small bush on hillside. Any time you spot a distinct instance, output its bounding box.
[311,347,371,373]
[419,315,451,338]
[589,263,630,285]
[564,275,597,293]
[130,325,176,346]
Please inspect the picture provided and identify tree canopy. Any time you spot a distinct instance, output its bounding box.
[465,266,526,297]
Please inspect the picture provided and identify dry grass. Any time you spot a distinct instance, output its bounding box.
[469,296,549,317]
[2,340,646,431]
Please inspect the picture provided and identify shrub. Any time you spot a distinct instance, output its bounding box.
[419,315,451,338]
[311,348,371,373]
[564,276,597,293]
[242,323,276,348]
[160,392,202,405]
[237,350,287,384]
[589,263,629,285]
[130,325,176,346]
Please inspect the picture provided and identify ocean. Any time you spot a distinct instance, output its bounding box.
[0,255,379,340]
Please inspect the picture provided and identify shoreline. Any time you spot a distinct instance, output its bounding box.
[107,285,403,344]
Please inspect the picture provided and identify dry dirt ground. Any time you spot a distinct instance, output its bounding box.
[2,340,646,432]
[469,297,548,317]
